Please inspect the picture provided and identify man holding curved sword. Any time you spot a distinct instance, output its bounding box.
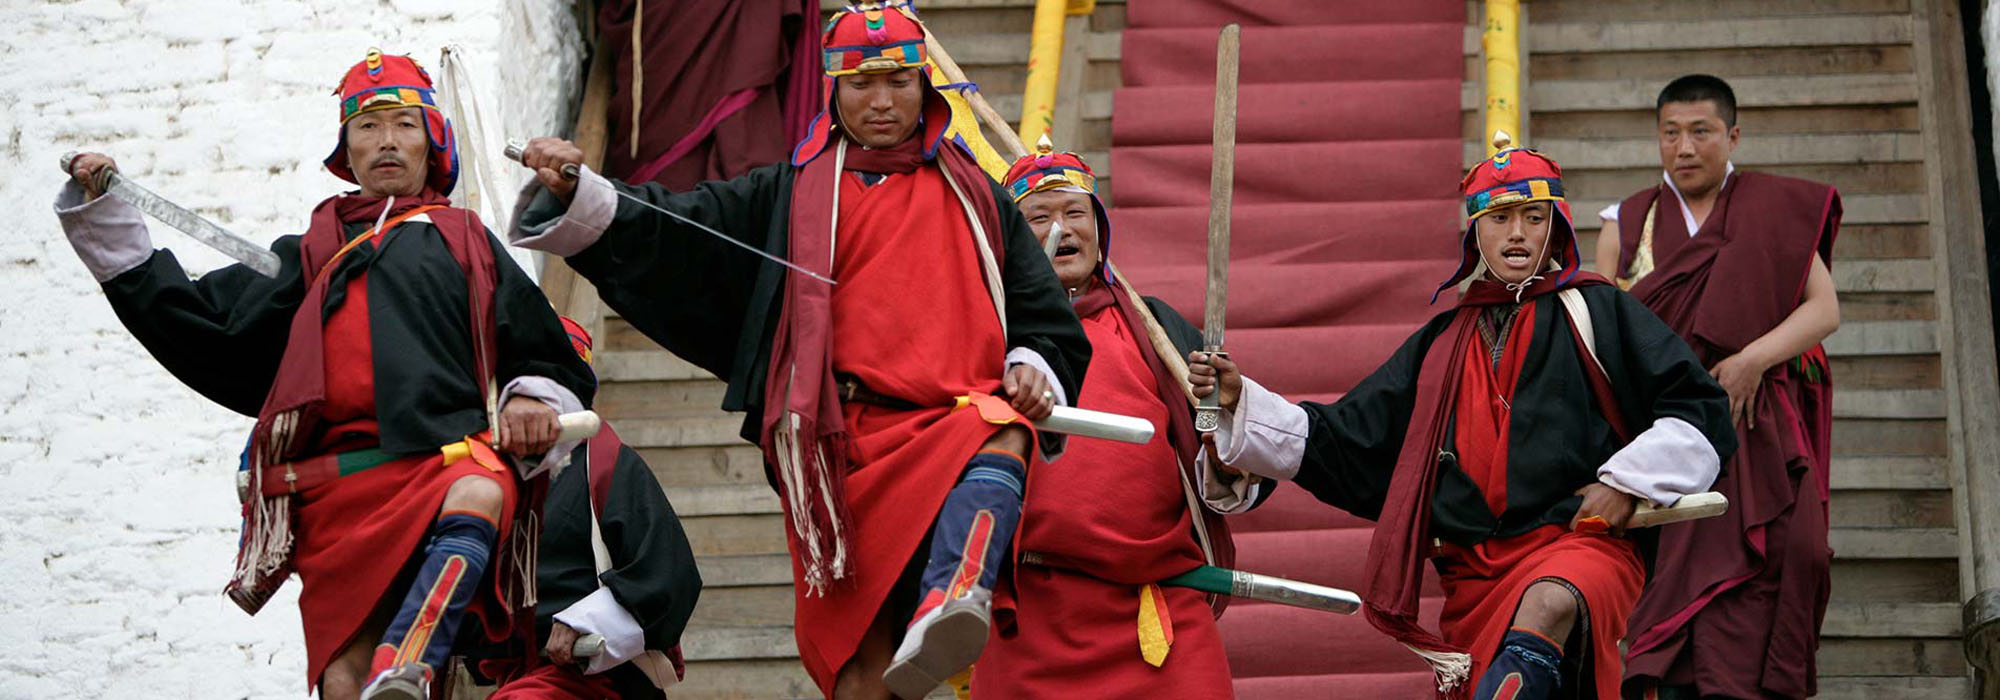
[53,49,595,700]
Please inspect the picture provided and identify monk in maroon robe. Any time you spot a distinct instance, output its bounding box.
[970,139,1245,698]
[1595,74,1842,700]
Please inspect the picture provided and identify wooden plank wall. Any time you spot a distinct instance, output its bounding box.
[1463,0,1988,695]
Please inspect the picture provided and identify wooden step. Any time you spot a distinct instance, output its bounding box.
[1525,0,1911,24]
[699,553,794,588]
[939,30,1121,66]
[675,484,783,517]
[1829,527,1958,560]
[596,379,731,419]
[1831,456,1948,490]
[1816,676,1970,700]
[689,583,797,629]
[615,415,748,449]
[596,351,716,382]
[1825,320,1939,356]
[1832,389,1945,420]
[641,445,768,487]
[1527,15,1913,54]
[1818,638,1966,677]
[1472,134,1927,172]
[1821,601,1959,638]
[683,513,788,557]
[1464,73,1919,113]
[683,625,799,663]
[1834,418,1945,458]
[1832,490,1955,528]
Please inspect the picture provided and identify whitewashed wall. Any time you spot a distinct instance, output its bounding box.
[0,2,582,697]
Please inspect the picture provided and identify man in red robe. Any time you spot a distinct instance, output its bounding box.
[55,50,595,700]
[967,139,1251,697]
[509,4,1090,698]
[1594,74,1842,700]
[1196,146,1736,699]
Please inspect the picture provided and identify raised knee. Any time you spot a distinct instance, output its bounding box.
[1514,581,1579,640]
[442,475,504,518]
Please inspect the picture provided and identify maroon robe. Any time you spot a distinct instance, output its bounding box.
[1613,172,1840,698]
[597,0,818,189]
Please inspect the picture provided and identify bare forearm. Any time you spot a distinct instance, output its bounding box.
[1740,255,1839,370]
[1594,225,1620,276]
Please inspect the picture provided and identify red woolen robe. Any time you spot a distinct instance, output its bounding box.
[1437,302,1643,700]
[971,290,1233,699]
[293,265,523,687]
[786,164,1033,691]
[1614,172,1840,699]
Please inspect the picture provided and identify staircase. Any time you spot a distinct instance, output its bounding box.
[1509,1,1969,696]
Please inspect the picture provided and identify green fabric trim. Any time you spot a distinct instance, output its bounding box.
[336,447,396,476]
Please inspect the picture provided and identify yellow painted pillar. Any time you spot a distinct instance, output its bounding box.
[1482,0,1521,153]
[1018,0,1068,146]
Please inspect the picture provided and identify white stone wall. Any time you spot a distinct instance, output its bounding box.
[0,2,581,697]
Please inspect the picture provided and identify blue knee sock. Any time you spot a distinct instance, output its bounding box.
[1474,628,1564,700]
[915,451,1026,607]
[375,511,497,674]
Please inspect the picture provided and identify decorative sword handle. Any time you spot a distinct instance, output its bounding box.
[504,139,580,180]
[1194,349,1226,433]
[58,151,117,195]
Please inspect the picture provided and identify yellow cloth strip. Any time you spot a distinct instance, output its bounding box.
[930,64,1013,180]
[946,667,974,699]
[1138,583,1172,667]
[1482,0,1521,155]
[1017,0,1068,147]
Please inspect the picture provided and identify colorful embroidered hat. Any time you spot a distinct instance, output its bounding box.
[790,2,955,165]
[1005,135,1118,285]
[1003,135,1098,203]
[1433,137,1580,299]
[822,2,929,76]
[322,48,459,195]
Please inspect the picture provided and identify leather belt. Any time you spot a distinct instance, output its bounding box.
[835,375,920,411]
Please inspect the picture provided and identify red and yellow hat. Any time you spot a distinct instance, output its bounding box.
[1433,136,1580,299]
[1003,134,1098,202]
[822,2,929,76]
[322,48,459,195]
[559,316,594,364]
[791,2,955,165]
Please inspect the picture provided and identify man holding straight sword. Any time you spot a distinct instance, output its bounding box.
[52,49,595,700]
[1194,143,1738,700]
[508,4,1090,698]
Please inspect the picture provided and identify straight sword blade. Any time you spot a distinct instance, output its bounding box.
[1196,24,1240,433]
[61,153,282,277]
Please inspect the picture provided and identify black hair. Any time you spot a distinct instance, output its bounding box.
[1656,74,1737,127]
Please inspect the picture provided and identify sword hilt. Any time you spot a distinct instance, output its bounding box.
[504,139,580,180]
[1194,348,1226,433]
[59,151,117,194]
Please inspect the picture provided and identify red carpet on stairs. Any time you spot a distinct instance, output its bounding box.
[1107,2,1467,697]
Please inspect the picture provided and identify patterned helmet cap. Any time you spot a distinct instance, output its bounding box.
[1003,134,1099,203]
[822,2,928,77]
[1433,140,1580,299]
[322,48,459,195]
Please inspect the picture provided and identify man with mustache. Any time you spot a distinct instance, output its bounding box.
[1195,146,1735,700]
[509,4,1088,698]
[968,139,1263,697]
[53,50,595,700]
[1594,74,1842,700]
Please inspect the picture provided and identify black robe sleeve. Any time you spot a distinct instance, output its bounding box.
[101,240,308,416]
[599,444,703,650]
[1590,286,1738,464]
[521,163,788,380]
[488,233,597,405]
[1290,316,1452,521]
[992,179,1090,403]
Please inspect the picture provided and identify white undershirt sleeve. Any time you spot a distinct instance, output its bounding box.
[1596,416,1721,507]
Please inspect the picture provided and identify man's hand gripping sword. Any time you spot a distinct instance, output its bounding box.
[59,152,284,277]
[502,140,835,286]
